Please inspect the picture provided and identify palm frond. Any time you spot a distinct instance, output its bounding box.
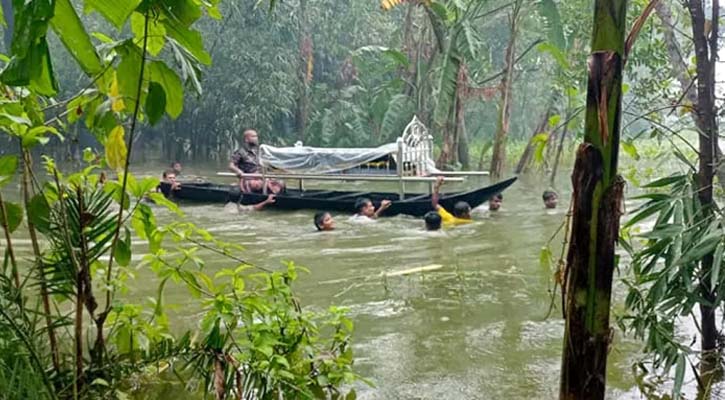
[432,50,461,126]
[380,94,414,141]
[320,109,335,146]
[537,0,566,50]
[41,185,118,298]
[424,3,447,52]
[459,20,480,60]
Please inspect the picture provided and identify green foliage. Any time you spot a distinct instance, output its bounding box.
[0,280,58,400]
[537,42,569,70]
[50,0,105,79]
[621,140,640,160]
[158,256,364,398]
[620,173,723,395]
[0,97,62,148]
[531,133,549,165]
[105,125,127,170]
[0,155,18,187]
[0,149,366,398]
[0,201,23,233]
[131,12,166,56]
[536,0,566,50]
[27,192,51,234]
[433,48,460,126]
[0,1,366,398]
[85,0,141,29]
[148,61,184,118]
[380,94,414,141]
[145,82,166,126]
[1,0,58,95]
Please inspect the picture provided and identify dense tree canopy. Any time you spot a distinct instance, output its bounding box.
[4,0,725,398]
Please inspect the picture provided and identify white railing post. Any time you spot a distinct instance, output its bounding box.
[397,137,405,200]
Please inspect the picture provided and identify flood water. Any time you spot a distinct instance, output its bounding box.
[6,163,650,399]
[131,165,644,399]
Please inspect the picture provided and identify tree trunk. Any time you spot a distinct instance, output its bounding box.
[687,0,720,385]
[402,3,417,98]
[457,115,470,170]
[437,85,459,168]
[559,0,627,398]
[455,63,469,169]
[21,149,61,373]
[295,0,311,142]
[74,253,85,390]
[490,3,520,179]
[515,104,553,174]
[655,1,697,107]
[550,106,571,187]
[657,0,725,191]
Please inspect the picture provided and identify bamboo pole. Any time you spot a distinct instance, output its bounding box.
[687,0,720,387]
[21,149,61,374]
[559,0,627,398]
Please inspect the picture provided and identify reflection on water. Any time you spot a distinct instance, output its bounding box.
[7,164,645,399]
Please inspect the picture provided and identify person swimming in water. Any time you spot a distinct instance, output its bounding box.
[314,211,335,231]
[224,194,276,213]
[170,161,182,176]
[543,190,558,209]
[424,211,442,231]
[156,169,181,197]
[489,193,503,211]
[352,197,392,220]
[431,176,472,226]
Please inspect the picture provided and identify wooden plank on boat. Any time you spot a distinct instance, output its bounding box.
[216,172,464,182]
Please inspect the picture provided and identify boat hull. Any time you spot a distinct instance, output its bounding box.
[160,177,517,217]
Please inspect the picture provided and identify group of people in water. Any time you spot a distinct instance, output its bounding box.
[158,127,561,231]
[311,177,559,232]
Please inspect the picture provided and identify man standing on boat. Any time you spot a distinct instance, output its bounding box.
[229,129,285,194]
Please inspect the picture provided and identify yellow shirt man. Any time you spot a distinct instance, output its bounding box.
[437,206,472,225]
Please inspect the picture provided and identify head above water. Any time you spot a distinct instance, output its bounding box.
[162,169,177,183]
[354,197,374,217]
[453,201,472,219]
[170,161,182,174]
[424,211,442,230]
[243,129,259,147]
[543,190,558,209]
[489,193,503,211]
[314,212,335,231]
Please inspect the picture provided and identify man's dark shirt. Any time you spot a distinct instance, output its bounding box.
[231,143,260,174]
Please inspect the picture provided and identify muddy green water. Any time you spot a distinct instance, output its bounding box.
[136,165,645,399]
[7,164,649,399]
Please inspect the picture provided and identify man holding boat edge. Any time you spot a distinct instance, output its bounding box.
[229,128,285,194]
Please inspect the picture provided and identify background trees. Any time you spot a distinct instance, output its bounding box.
[19,0,582,172]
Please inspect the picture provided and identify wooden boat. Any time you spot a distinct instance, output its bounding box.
[160,117,516,216]
[158,176,517,217]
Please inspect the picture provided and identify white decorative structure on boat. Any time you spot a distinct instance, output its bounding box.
[257,115,438,178]
[398,115,436,177]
